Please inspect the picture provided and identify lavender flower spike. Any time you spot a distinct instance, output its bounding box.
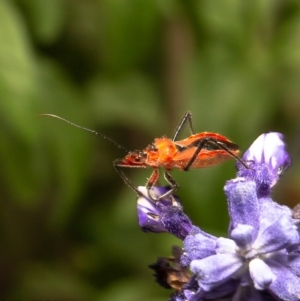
[237,132,291,197]
[141,133,300,301]
[137,186,193,239]
[242,132,291,174]
[190,189,300,300]
[188,133,300,300]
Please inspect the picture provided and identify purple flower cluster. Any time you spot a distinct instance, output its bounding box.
[137,133,300,301]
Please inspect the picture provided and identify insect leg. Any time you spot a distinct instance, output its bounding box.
[146,169,160,200]
[113,161,142,196]
[172,112,195,141]
[159,171,178,199]
[183,137,249,171]
[147,170,178,201]
[207,139,250,169]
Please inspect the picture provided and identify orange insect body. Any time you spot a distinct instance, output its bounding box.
[167,133,240,169]
[41,112,246,201]
[118,137,178,170]
[115,118,245,201]
[118,132,239,171]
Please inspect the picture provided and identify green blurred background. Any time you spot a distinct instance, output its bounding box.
[1,0,300,300]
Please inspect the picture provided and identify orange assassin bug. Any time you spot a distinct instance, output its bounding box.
[40,112,248,201]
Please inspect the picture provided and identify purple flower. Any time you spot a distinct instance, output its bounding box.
[190,182,300,299]
[183,133,300,300]
[137,186,193,239]
[139,133,300,301]
[236,133,291,198]
[242,133,291,173]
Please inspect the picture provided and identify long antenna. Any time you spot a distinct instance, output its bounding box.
[39,114,128,152]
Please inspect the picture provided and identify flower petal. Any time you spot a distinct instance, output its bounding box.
[288,254,300,276]
[190,254,243,291]
[215,237,236,254]
[225,179,260,238]
[267,260,300,301]
[238,133,291,191]
[249,258,275,290]
[138,186,170,200]
[259,197,293,232]
[231,224,256,249]
[137,187,168,233]
[182,229,217,266]
[243,133,291,172]
[253,214,299,254]
[137,186,193,239]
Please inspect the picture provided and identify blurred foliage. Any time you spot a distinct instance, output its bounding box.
[0,0,300,300]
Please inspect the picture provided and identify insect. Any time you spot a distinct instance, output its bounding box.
[40,112,248,201]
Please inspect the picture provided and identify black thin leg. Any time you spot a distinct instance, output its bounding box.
[146,169,178,201]
[114,162,179,201]
[113,162,142,196]
[162,171,178,196]
[183,137,249,171]
[172,111,195,141]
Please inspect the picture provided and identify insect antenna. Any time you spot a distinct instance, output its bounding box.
[38,114,128,152]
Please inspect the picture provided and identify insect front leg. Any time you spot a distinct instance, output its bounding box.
[172,112,195,141]
[146,170,178,201]
[113,161,142,196]
[161,171,178,198]
[146,168,160,201]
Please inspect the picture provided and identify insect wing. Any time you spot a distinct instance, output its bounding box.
[172,133,240,169]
